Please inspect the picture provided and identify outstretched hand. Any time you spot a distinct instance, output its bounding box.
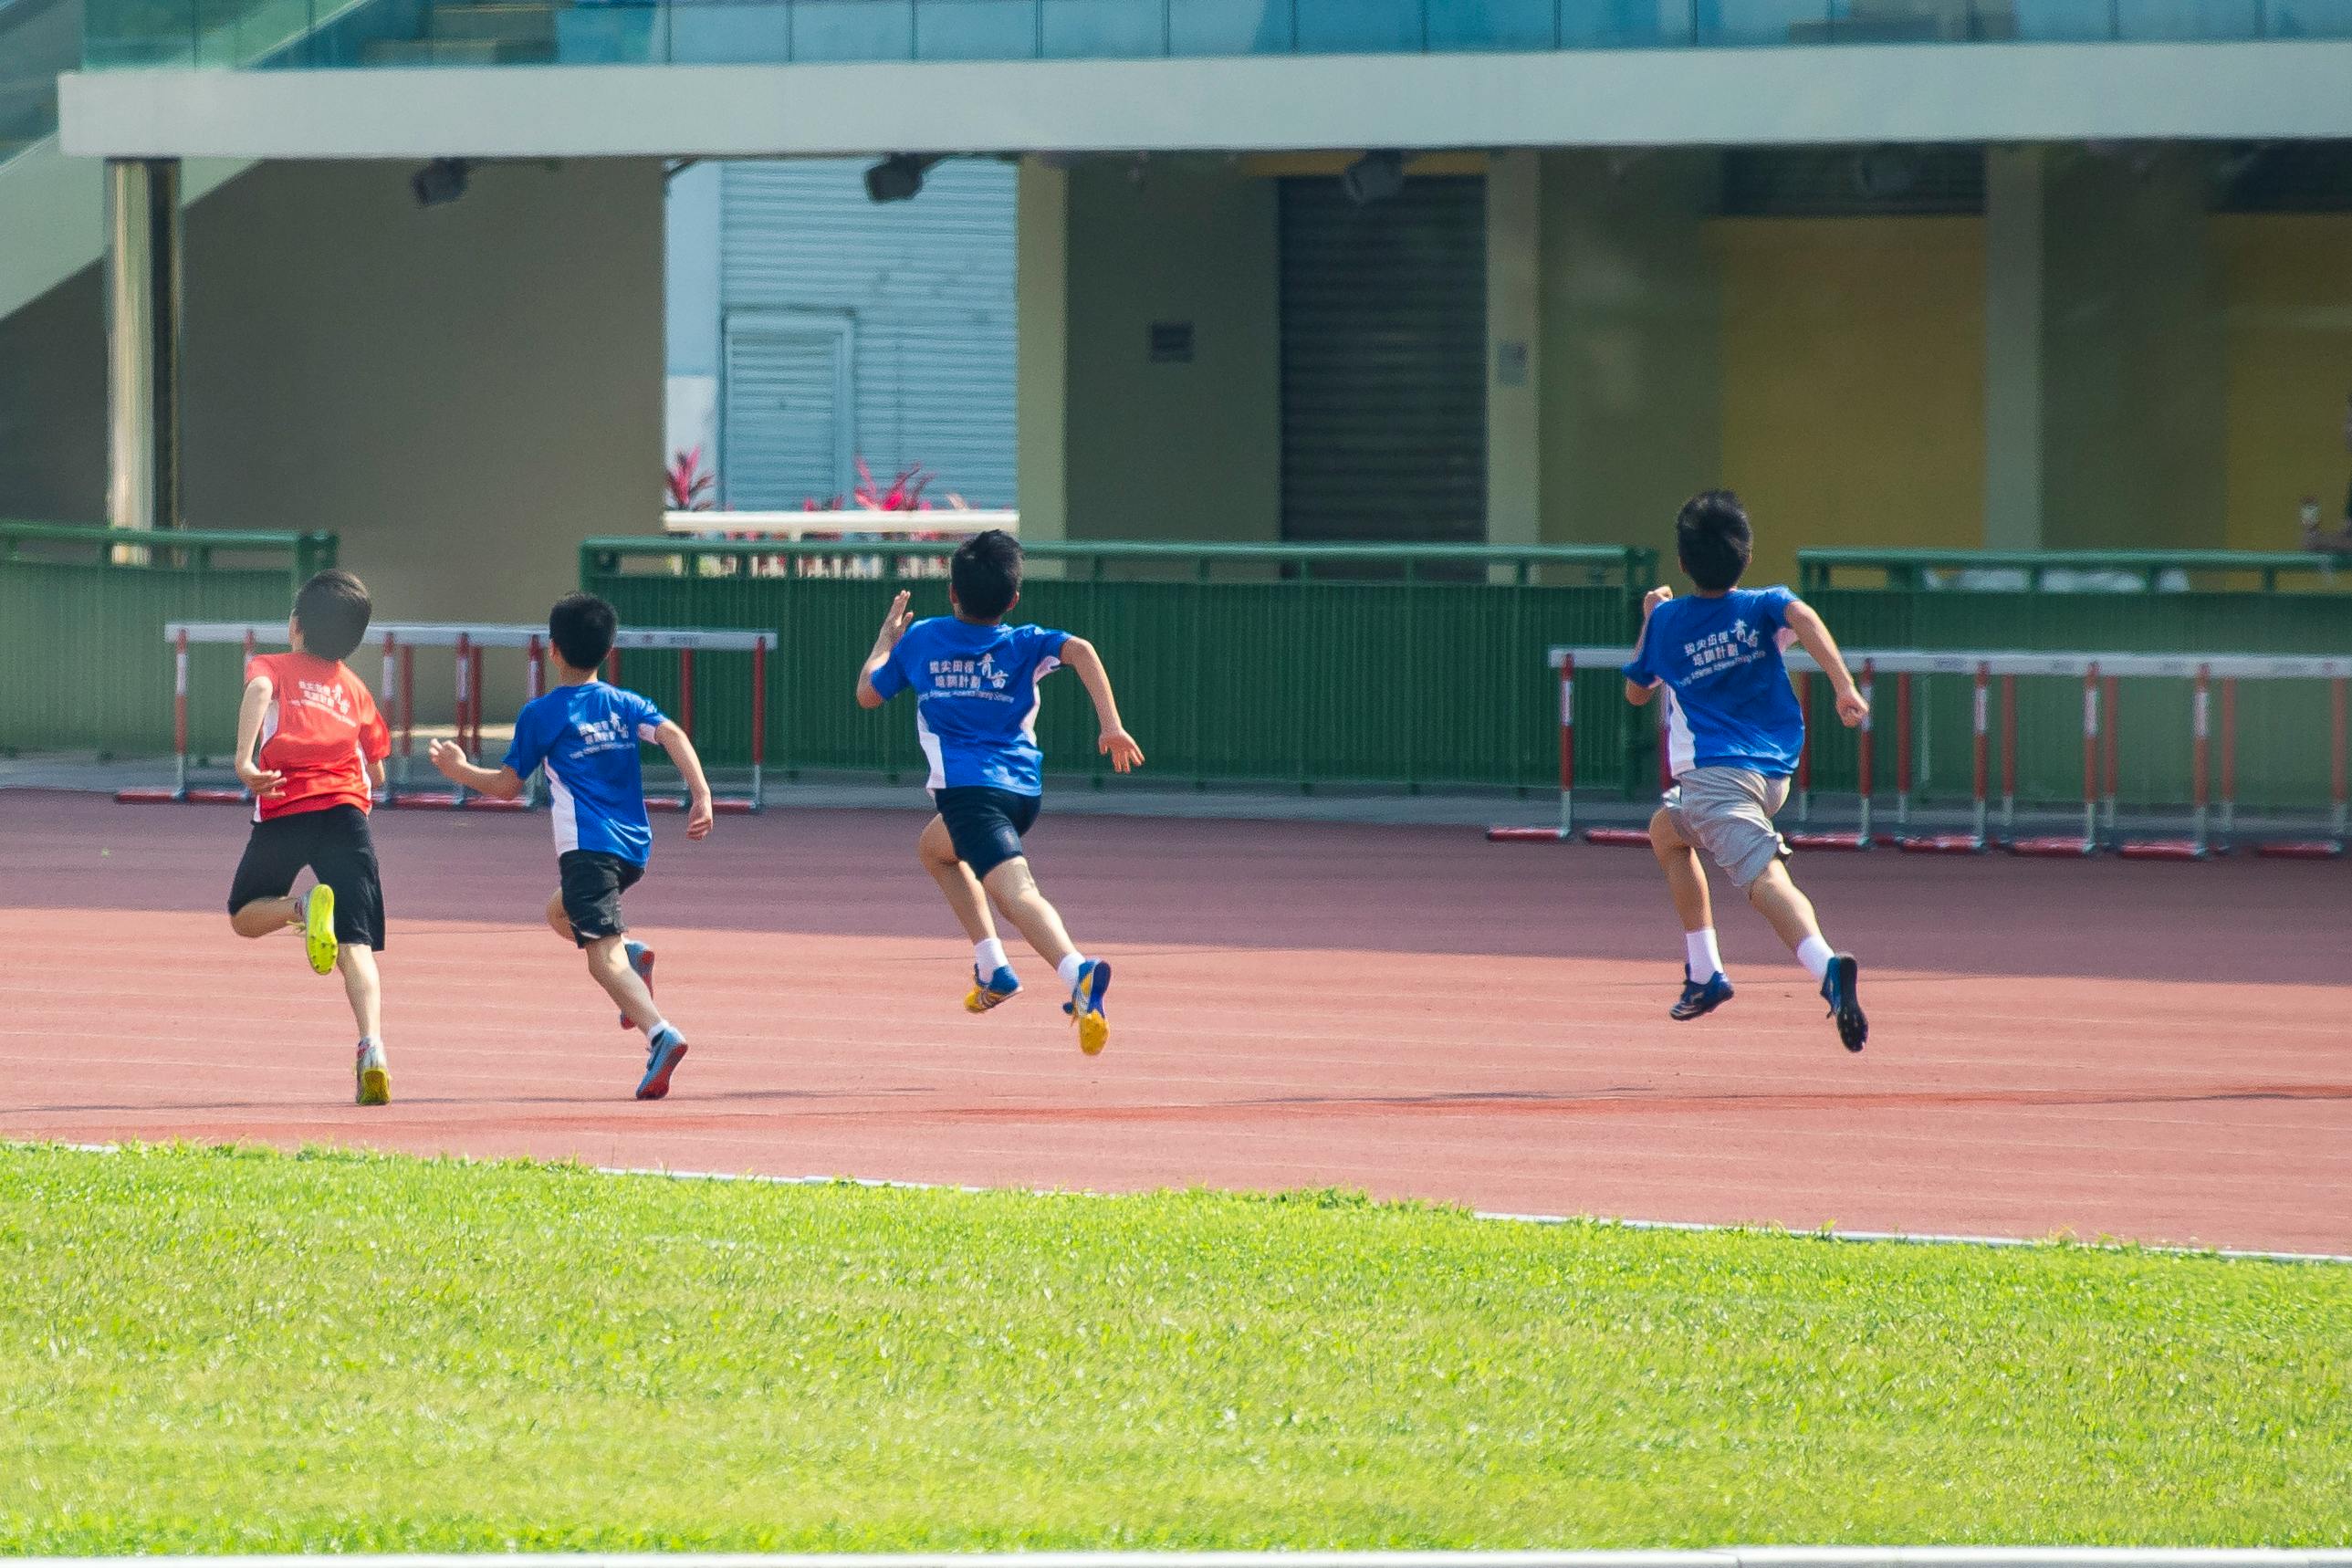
[875,591,914,650]
[1099,727,1145,773]
[427,737,470,781]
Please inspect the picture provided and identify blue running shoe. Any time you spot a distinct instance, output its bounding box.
[1821,954,1867,1052]
[635,1026,688,1100]
[1671,967,1735,1022]
[965,965,1023,1014]
[618,941,656,1030]
[1061,958,1113,1056]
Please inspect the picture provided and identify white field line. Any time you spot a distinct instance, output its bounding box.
[18,1140,2350,1266]
[18,1552,2352,1567]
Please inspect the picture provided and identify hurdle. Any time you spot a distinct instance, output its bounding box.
[1785,657,1874,852]
[1490,644,2351,860]
[119,622,778,813]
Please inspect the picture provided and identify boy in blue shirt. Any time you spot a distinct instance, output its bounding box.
[856,530,1142,1055]
[1622,490,1871,1051]
[428,592,716,1098]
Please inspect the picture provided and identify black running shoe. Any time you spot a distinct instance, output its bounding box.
[1671,967,1735,1022]
[1820,954,1867,1052]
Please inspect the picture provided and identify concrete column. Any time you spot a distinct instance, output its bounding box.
[1015,157,1070,547]
[105,158,183,538]
[1485,149,1542,569]
[1982,144,2045,551]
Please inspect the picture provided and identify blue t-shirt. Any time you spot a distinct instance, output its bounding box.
[502,681,669,863]
[1621,586,1806,779]
[868,617,1071,795]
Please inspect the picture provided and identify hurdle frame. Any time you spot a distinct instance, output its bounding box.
[1490,645,2352,860]
[122,622,779,813]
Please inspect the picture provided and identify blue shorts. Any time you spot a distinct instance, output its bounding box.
[933,786,1040,881]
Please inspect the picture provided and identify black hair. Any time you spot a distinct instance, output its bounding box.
[950,529,1022,622]
[1675,489,1754,593]
[549,591,620,672]
[292,569,373,662]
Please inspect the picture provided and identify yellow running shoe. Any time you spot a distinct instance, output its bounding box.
[354,1039,391,1106]
[302,885,339,977]
[1062,958,1112,1057]
[965,964,1022,1014]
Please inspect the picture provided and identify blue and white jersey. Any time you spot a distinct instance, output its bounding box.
[502,681,668,862]
[1621,586,1806,779]
[868,617,1070,795]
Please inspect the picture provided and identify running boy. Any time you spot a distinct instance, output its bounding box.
[226,568,396,1104]
[855,529,1141,1055]
[1623,490,1870,1051]
[428,592,715,1100]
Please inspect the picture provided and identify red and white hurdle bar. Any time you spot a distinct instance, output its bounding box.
[121,622,777,814]
[1488,646,2350,860]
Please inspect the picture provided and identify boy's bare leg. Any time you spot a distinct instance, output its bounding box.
[587,932,689,1098]
[1648,808,1714,933]
[337,945,383,1039]
[545,892,575,942]
[1745,861,1826,954]
[1652,806,1732,1016]
[1749,860,1866,1050]
[980,857,1079,974]
[584,934,664,1032]
[230,896,300,939]
[918,815,998,944]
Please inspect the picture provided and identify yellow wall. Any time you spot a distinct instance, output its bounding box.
[2214,214,2352,554]
[1709,216,1986,587]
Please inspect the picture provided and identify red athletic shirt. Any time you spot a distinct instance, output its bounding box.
[246,652,391,821]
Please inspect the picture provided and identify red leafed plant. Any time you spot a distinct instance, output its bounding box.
[803,459,964,513]
[665,446,716,511]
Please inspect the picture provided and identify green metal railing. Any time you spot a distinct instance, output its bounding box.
[1799,548,2351,594]
[2,521,339,579]
[582,537,1656,790]
[1,524,339,757]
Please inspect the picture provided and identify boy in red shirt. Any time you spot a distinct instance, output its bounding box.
[225,569,396,1105]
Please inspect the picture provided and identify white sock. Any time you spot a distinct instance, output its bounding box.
[1056,953,1087,988]
[1684,927,1723,980]
[642,1017,675,1041]
[975,937,1009,975]
[356,1035,380,1051]
[1795,936,1835,982]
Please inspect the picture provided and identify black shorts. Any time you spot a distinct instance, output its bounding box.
[227,804,385,950]
[559,849,645,946]
[934,785,1041,881]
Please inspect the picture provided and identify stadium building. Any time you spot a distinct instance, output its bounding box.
[3,5,2351,608]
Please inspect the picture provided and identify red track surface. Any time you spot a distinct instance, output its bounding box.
[4,789,2346,1254]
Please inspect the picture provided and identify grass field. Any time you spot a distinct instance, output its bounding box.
[2,1143,2345,1552]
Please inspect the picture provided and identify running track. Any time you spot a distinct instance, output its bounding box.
[3,789,2345,1255]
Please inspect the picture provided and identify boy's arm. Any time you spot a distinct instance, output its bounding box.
[233,676,283,799]
[653,720,716,841]
[1058,636,1144,772]
[1784,599,1870,727]
[234,675,284,796]
[855,591,915,709]
[425,740,526,800]
[1624,587,1672,707]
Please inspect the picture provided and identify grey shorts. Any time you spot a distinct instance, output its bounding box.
[1665,767,1793,889]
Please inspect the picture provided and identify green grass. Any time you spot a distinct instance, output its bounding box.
[1,1143,2346,1552]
